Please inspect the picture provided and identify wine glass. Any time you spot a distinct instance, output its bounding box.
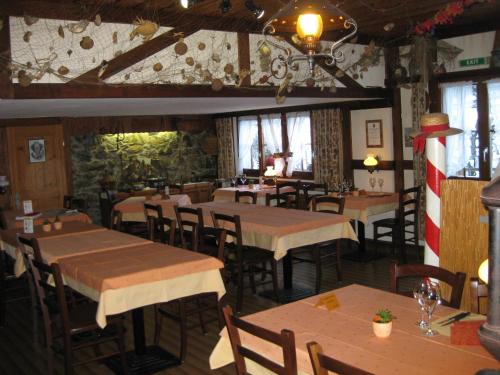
[378,178,384,192]
[421,280,442,336]
[241,174,247,185]
[369,177,376,191]
[231,176,236,187]
[346,179,353,192]
[413,282,429,329]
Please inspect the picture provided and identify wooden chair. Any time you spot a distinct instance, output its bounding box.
[109,209,123,231]
[144,203,177,245]
[174,206,204,250]
[389,261,466,308]
[265,193,292,208]
[235,190,257,204]
[470,277,488,314]
[222,305,298,375]
[154,227,227,362]
[30,260,129,375]
[307,341,374,375]
[69,198,88,213]
[301,182,328,209]
[292,196,345,294]
[276,181,300,209]
[169,183,184,195]
[373,186,421,263]
[63,195,74,209]
[99,189,121,228]
[211,211,278,312]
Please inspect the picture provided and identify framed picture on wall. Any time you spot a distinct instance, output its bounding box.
[366,120,383,148]
[28,139,46,163]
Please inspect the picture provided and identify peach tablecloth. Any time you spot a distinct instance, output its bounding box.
[191,202,357,260]
[58,243,226,328]
[210,284,497,375]
[213,186,295,206]
[113,194,192,222]
[2,208,91,230]
[318,192,399,224]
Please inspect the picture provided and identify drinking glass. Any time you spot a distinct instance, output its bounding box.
[421,281,442,336]
[241,174,247,185]
[413,282,429,329]
[378,178,384,191]
[369,177,376,191]
[231,176,236,187]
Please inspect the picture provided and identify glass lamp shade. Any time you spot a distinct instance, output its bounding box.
[296,13,323,40]
[478,259,489,284]
[363,154,378,167]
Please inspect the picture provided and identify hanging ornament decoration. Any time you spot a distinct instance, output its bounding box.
[18,70,32,87]
[305,77,315,87]
[80,36,94,49]
[185,75,195,84]
[23,31,32,43]
[67,20,89,34]
[153,62,163,72]
[185,57,194,66]
[211,53,221,63]
[258,41,272,56]
[67,49,73,57]
[114,50,123,57]
[58,25,65,38]
[124,73,130,80]
[236,69,251,87]
[198,42,206,51]
[194,63,202,70]
[259,75,269,84]
[24,15,39,26]
[57,66,69,75]
[94,14,102,26]
[129,18,159,42]
[174,39,188,55]
[202,69,213,82]
[112,31,118,44]
[383,22,395,32]
[223,63,234,75]
[211,78,224,91]
[226,42,232,50]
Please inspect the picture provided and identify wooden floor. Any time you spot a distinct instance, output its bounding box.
[0,241,421,375]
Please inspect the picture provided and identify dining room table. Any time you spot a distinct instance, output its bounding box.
[213,185,296,205]
[209,284,497,375]
[112,194,192,222]
[189,201,358,302]
[1,207,91,230]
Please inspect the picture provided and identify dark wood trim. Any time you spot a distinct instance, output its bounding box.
[436,67,500,83]
[341,108,353,183]
[352,160,395,170]
[257,115,264,175]
[391,88,404,192]
[7,83,390,100]
[0,15,12,99]
[477,81,490,179]
[71,29,198,83]
[428,80,441,113]
[215,99,391,118]
[280,113,289,152]
[403,160,414,170]
[237,33,251,87]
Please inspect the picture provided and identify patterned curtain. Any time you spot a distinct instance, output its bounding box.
[215,117,236,179]
[311,109,343,189]
[411,82,428,240]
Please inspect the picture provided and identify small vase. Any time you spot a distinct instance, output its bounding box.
[42,224,51,233]
[373,321,392,338]
[53,221,63,230]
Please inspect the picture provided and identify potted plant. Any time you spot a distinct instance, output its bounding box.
[53,216,62,230]
[42,219,52,232]
[372,309,396,338]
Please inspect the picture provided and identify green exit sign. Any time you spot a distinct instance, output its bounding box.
[459,57,489,67]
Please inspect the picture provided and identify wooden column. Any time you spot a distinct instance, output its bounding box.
[0,15,12,99]
[477,81,490,179]
[237,33,251,87]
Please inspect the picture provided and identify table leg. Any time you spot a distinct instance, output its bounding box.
[106,307,181,374]
[342,221,385,262]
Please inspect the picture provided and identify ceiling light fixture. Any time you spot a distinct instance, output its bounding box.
[180,0,200,9]
[220,0,232,13]
[262,0,357,75]
[245,0,265,19]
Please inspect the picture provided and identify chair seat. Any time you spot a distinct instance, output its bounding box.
[226,247,273,264]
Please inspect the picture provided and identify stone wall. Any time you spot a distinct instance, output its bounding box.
[71,130,217,223]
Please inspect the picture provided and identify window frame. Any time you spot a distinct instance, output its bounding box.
[236,111,314,180]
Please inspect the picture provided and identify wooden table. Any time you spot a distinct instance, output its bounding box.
[213,185,295,206]
[1,207,91,230]
[58,242,226,374]
[210,284,497,375]
[190,201,357,302]
[113,194,192,222]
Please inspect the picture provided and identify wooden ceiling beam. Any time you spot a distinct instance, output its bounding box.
[9,83,390,100]
[71,28,199,83]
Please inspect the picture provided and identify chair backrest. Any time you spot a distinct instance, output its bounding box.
[307,341,374,375]
[223,305,298,375]
[175,206,204,250]
[110,209,123,231]
[311,196,345,215]
[265,193,291,208]
[169,184,184,194]
[276,181,300,207]
[470,277,488,314]
[63,195,74,209]
[70,198,88,213]
[211,211,243,250]
[145,203,176,246]
[301,182,328,207]
[399,186,421,222]
[389,262,466,308]
[198,227,227,261]
[17,236,43,264]
[235,190,257,204]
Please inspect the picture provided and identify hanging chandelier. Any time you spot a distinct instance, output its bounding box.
[262,0,357,75]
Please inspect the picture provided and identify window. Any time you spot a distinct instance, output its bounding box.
[488,81,500,175]
[236,111,313,178]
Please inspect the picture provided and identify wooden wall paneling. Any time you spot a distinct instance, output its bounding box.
[0,127,11,208]
[439,179,489,310]
[0,14,12,99]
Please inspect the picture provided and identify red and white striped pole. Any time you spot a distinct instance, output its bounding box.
[424,136,446,267]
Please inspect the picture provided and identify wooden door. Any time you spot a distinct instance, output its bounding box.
[7,124,68,211]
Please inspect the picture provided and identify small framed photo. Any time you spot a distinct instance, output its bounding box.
[366,120,383,148]
[28,139,46,163]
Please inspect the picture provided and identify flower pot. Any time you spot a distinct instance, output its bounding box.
[373,321,392,338]
[42,224,52,233]
[53,221,63,230]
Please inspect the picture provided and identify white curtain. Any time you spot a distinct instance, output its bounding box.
[237,116,259,173]
[261,114,282,156]
[442,82,478,177]
[286,112,312,172]
[488,81,500,175]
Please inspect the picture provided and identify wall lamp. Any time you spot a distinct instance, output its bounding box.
[363,154,379,174]
[245,0,265,19]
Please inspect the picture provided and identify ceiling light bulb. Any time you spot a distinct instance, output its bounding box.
[296,13,323,40]
[180,0,189,8]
